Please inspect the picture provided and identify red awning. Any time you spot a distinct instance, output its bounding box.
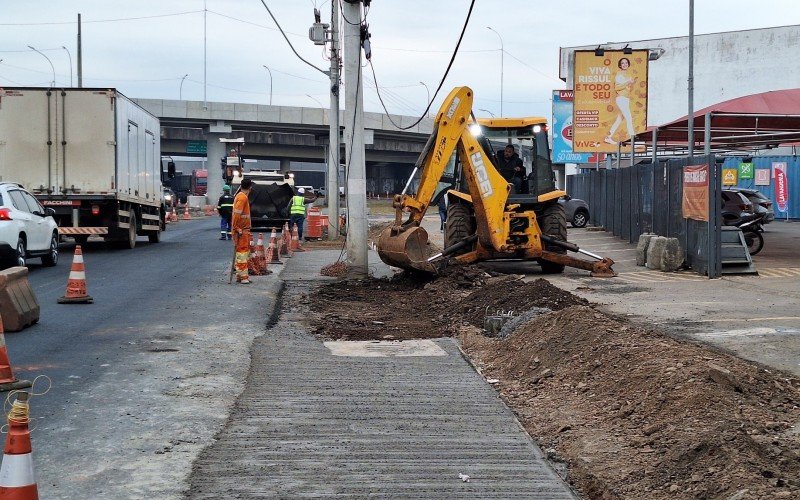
[633,88,800,152]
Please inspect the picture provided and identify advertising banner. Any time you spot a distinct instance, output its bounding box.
[552,90,593,164]
[755,169,770,186]
[682,164,709,221]
[722,168,738,186]
[738,162,754,179]
[774,162,789,212]
[572,50,648,153]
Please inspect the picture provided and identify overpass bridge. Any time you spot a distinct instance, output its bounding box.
[133,98,434,197]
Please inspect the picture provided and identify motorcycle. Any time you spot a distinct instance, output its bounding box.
[724,212,765,255]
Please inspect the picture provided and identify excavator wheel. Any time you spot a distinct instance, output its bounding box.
[444,202,475,255]
[537,202,567,274]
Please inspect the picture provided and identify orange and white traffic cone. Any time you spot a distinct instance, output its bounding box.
[291,223,305,252]
[257,234,272,275]
[267,228,283,265]
[280,223,292,258]
[0,392,39,499]
[183,205,191,221]
[58,246,93,304]
[0,315,31,393]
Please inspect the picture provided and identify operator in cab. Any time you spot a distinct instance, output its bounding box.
[495,144,526,194]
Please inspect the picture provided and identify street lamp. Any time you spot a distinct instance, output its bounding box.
[419,81,430,117]
[262,65,273,105]
[61,46,72,86]
[486,27,504,117]
[28,45,56,87]
[306,94,324,108]
[179,74,189,100]
[478,108,495,118]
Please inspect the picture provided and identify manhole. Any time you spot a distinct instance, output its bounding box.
[323,340,448,357]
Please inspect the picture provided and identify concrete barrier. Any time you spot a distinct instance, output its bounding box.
[636,233,656,267]
[0,267,40,332]
[645,236,666,270]
[661,238,683,272]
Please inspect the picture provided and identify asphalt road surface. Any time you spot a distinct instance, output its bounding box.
[6,218,281,499]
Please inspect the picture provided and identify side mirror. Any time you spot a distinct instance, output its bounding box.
[45,207,56,217]
[167,161,176,179]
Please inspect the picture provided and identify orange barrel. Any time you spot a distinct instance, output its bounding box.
[319,215,329,238]
[306,208,323,239]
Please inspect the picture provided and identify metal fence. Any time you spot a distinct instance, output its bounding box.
[567,155,721,276]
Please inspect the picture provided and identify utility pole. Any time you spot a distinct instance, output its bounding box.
[687,0,695,157]
[342,0,367,275]
[327,0,341,240]
[76,14,83,87]
[203,0,208,109]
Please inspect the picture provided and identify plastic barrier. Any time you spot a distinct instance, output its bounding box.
[0,267,40,332]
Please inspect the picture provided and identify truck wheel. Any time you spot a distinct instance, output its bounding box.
[537,202,567,274]
[125,213,137,249]
[148,230,161,244]
[444,202,475,254]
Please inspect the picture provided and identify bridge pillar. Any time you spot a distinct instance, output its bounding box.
[205,132,227,205]
[279,159,291,174]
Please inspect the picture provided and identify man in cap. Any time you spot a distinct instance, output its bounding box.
[216,184,234,240]
[232,178,254,284]
[289,187,308,240]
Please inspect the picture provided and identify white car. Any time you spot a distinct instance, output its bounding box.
[0,182,60,269]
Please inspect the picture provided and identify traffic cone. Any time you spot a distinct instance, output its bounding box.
[170,209,178,222]
[0,391,39,499]
[267,228,283,265]
[183,205,191,220]
[0,315,31,393]
[291,223,305,252]
[58,246,93,304]
[280,223,292,257]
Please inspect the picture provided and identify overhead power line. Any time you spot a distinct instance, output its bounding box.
[257,0,329,76]
[0,10,203,26]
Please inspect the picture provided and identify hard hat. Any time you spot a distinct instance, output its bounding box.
[298,187,305,194]
[222,184,231,191]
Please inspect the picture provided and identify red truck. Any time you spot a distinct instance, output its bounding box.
[191,169,208,196]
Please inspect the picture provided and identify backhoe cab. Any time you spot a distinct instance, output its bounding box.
[377,86,615,277]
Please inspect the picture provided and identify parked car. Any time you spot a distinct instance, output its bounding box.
[731,188,774,223]
[558,195,590,228]
[721,189,754,223]
[0,182,60,269]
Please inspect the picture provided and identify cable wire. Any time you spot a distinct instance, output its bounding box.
[368,0,477,130]
[0,10,202,26]
[258,0,329,76]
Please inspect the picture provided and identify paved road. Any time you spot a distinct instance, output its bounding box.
[6,218,282,499]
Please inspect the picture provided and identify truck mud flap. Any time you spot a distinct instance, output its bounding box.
[0,267,41,332]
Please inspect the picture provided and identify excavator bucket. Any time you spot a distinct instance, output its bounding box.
[377,225,437,273]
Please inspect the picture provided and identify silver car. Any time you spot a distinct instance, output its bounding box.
[0,182,60,269]
[559,195,590,228]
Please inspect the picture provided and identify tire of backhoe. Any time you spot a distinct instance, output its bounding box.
[537,202,567,274]
[444,202,474,255]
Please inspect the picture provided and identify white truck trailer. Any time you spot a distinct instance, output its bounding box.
[0,88,163,247]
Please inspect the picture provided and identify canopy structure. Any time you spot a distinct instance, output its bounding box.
[628,89,800,156]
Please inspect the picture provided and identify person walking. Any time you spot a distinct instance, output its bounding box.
[232,178,254,284]
[289,187,308,240]
[217,185,234,240]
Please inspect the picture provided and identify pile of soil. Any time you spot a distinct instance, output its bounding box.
[461,306,800,499]
[308,266,585,341]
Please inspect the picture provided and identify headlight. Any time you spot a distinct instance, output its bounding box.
[469,124,482,137]
[532,125,542,133]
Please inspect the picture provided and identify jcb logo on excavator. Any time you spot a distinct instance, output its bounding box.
[470,152,494,199]
[446,97,461,119]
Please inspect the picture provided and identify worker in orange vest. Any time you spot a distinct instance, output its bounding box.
[232,178,253,284]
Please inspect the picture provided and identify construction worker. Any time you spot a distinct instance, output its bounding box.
[232,178,253,284]
[217,185,234,240]
[289,187,307,240]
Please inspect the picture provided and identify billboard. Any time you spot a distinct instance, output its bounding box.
[682,164,709,222]
[774,162,789,212]
[573,50,648,153]
[552,90,593,164]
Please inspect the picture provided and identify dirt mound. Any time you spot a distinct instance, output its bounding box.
[461,306,800,499]
[308,267,584,341]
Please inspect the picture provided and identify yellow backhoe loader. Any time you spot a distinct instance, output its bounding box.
[377,86,616,277]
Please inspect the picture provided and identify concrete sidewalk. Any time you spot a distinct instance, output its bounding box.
[188,249,575,498]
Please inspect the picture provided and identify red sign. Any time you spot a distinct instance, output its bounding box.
[682,164,709,221]
[775,167,789,212]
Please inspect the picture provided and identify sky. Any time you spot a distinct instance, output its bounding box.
[1,1,799,120]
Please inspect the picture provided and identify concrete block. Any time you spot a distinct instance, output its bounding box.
[0,267,40,332]
[234,103,259,122]
[280,107,303,124]
[257,105,281,123]
[645,236,665,270]
[661,237,683,272]
[301,107,324,124]
[187,195,206,209]
[363,112,383,130]
[635,233,656,266]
